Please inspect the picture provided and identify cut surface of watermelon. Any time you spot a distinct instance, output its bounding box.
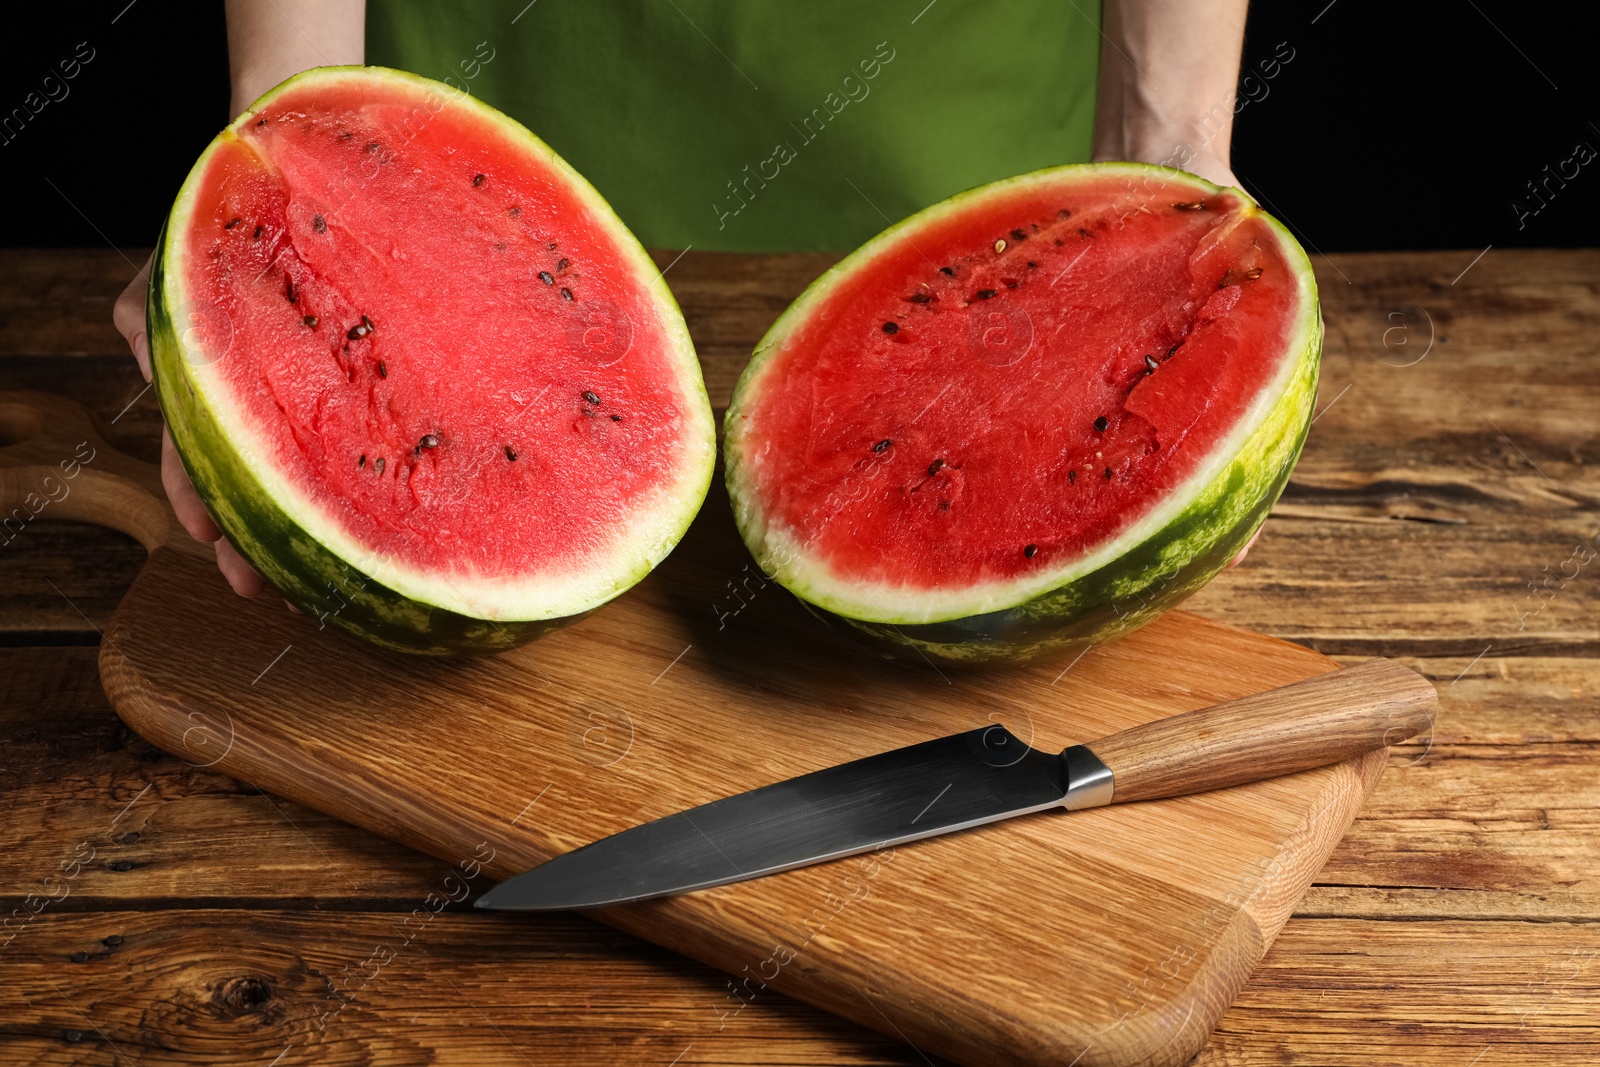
[153,68,714,652]
[726,163,1319,662]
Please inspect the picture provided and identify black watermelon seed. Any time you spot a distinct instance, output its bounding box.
[1093,416,1109,432]
[284,279,296,302]
[610,413,623,422]
[419,434,440,450]
[1027,261,1037,269]
[582,390,601,404]
[473,173,486,187]
[110,861,134,872]
[547,242,558,251]
[253,225,264,240]
[560,287,574,301]
[873,439,892,453]
[908,292,932,303]
[1024,544,1037,558]
[256,117,267,127]
[374,457,385,475]
[505,446,518,461]
[70,952,90,963]
[347,323,369,340]
[1068,469,1077,484]
[339,130,354,140]
[882,322,899,334]
[1010,228,1028,242]
[1078,228,1092,238]
[508,206,521,216]
[1057,208,1072,218]
[1145,354,1159,372]
[939,266,956,276]
[313,215,327,233]
[1168,344,1181,357]
[376,361,386,378]
[539,271,554,285]
[102,935,123,948]
[361,314,373,330]
[928,458,945,476]
[302,315,318,327]
[1104,467,1113,479]
[939,499,950,510]
[975,289,997,300]
[358,454,366,469]
[557,257,569,270]
[1173,200,1207,211]
[225,217,242,229]
[1004,279,1018,289]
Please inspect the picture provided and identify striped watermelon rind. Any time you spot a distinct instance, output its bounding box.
[724,163,1320,665]
[150,67,715,655]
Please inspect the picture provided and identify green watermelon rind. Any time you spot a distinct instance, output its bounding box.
[723,162,1320,665]
[150,66,715,655]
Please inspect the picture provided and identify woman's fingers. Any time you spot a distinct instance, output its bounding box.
[215,537,267,597]
[1227,527,1262,568]
[160,427,222,543]
[113,257,154,383]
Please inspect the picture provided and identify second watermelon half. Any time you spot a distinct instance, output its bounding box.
[725,164,1321,666]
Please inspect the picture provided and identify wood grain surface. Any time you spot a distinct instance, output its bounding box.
[0,375,1384,1066]
[2,247,1598,1066]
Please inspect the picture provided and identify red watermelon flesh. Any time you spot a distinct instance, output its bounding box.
[735,178,1300,591]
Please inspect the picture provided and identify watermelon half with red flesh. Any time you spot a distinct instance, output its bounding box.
[150,68,715,654]
[725,164,1320,665]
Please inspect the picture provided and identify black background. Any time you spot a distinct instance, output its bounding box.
[1,0,1594,253]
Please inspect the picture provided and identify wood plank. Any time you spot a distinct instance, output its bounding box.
[0,910,917,1067]
[6,912,1594,1066]
[0,249,147,358]
[1198,919,1600,1065]
[0,523,147,642]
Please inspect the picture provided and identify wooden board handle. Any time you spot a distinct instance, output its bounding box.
[0,390,188,555]
[1088,658,1436,804]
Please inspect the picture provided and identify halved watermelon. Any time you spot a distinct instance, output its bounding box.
[150,67,715,654]
[725,163,1320,665]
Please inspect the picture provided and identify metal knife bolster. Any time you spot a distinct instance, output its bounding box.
[1061,745,1115,810]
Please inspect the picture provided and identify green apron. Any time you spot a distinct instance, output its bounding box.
[368,1,1100,252]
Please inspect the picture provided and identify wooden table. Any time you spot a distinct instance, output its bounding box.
[2,247,1597,1065]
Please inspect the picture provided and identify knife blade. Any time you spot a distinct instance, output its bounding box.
[476,658,1435,912]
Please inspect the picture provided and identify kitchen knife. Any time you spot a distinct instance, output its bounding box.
[475,658,1435,911]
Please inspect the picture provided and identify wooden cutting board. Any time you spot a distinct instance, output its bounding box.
[5,389,1386,1067]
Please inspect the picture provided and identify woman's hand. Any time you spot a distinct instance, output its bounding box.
[1089,0,1251,192]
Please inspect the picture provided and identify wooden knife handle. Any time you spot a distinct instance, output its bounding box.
[1084,658,1437,805]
